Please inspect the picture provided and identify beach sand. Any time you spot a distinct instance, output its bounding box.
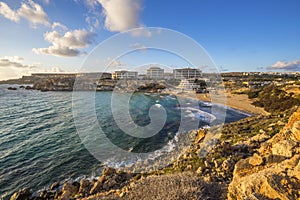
[168,90,269,116]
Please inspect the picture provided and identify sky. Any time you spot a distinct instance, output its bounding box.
[0,0,300,80]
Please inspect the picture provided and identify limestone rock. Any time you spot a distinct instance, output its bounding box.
[194,129,206,143]
[62,182,79,195]
[271,140,296,158]
[10,188,31,200]
[222,157,235,172]
[196,166,203,174]
[291,121,300,141]
[102,167,116,177]
[249,153,263,166]
[78,179,91,196]
[228,108,300,200]
[59,182,79,200]
[90,181,103,195]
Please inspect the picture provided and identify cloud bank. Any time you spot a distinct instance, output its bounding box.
[0,2,20,22]
[0,0,49,26]
[267,60,300,71]
[0,58,36,69]
[33,29,95,57]
[98,0,142,32]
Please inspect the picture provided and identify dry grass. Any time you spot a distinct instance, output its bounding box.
[86,172,223,200]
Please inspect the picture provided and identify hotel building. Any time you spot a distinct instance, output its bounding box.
[146,66,164,79]
[112,70,138,79]
[173,68,202,79]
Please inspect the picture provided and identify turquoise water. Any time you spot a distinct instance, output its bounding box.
[0,85,249,198]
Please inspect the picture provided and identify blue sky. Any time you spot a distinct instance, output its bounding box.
[0,0,300,80]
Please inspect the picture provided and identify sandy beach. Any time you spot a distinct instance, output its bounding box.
[168,90,269,116]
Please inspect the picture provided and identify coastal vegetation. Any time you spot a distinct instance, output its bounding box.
[247,85,300,113]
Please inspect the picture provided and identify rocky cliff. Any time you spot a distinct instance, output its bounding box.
[9,107,299,200]
[228,108,300,200]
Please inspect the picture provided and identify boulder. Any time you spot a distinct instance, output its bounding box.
[59,181,80,199]
[78,179,91,196]
[102,167,116,177]
[271,140,296,158]
[291,121,300,141]
[194,129,206,143]
[228,108,300,200]
[10,188,31,200]
[249,153,263,166]
[90,181,103,195]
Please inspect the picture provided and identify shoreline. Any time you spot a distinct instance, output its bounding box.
[166,89,269,116]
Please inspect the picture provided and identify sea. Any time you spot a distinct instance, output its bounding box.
[0,84,249,199]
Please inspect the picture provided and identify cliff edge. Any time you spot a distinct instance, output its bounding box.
[228,108,300,200]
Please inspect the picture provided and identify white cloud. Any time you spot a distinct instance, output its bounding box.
[45,30,94,48]
[0,58,36,69]
[85,16,100,31]
[267,60,300,71]
[130,43,148,51]
[52,22,68,31]
[0,1,49,27]
[33,46,82,57]
[98,0,142,32]
[2,56,24,62]
[33,29,95,57]
[18,0,50,26]
[85,0,99,8]
[0,2,20,22]
[0,57,69,81]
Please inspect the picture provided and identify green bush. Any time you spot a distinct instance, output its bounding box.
[251,85,300,113]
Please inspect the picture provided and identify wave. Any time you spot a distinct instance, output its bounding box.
[177,107,216,123]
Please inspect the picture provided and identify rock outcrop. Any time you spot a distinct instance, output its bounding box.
[228,108,300,200]
[10,188,31,200]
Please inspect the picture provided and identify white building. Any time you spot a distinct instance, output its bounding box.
[163,72,174,80]
[177,79,198,90]
[173,68,202,79]
[112,70,138,79]
[146,66,164,79]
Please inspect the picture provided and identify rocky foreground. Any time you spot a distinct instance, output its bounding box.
[10,107,300,200]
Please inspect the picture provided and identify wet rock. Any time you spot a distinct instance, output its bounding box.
[102,167,116,177]
[25,86,33,90]
[39,190,55,199]
[7,87,17,90]
[50,182,60,190]
[10,188,31,200]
